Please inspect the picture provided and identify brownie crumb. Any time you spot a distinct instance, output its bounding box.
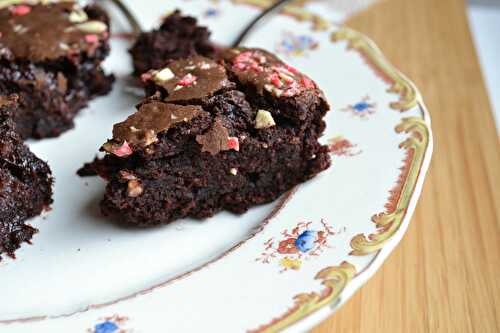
[77,157,101,177]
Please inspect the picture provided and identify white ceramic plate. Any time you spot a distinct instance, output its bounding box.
[0,1,432,332]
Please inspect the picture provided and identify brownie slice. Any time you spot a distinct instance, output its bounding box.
[89,48,330,226]
[0,96,53,260]
[129,10,215,77]
[0,1,114,139]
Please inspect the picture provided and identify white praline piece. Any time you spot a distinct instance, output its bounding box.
[153,67,175,82]
[255,110,276,129]
[68,9,88,23]
[75,20,107,33]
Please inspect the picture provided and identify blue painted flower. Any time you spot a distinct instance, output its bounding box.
[342,97,376,118]
[204,8,219,17]
[282,40,295,52]
[295,230,316,253]
[276,32,319,57]
[94,321,119,333]
[298,35,317,48]
[353,101,371,112]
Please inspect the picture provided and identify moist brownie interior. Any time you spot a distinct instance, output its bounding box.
[86,48,331,226]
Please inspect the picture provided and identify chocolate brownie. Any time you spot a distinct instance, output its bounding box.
[129,10,215,77]
[0,95,53,260]
[0,0,114,139]
[86,48,330,226]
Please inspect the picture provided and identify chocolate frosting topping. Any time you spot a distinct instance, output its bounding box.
[146,56,231,102]
[112,101,205,148]
[196,117,230,155]
[0,1,108,62]
[222,47,319,98]
[0,94,17,108]
[0,96,10,108]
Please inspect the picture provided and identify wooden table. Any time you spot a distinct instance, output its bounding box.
[312,0,500,331]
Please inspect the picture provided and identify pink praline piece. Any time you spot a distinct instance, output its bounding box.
[10,5,31,16]
[113,141,133,157]
[227,137,240,151]
[178,74,197,86]
[84,34,99,44]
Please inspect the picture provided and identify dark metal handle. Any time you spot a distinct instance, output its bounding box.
[231,0,293,47]
[108,0,143,37]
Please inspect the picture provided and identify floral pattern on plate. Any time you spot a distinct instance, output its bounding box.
[203,5,221,18]
[328,136,362,157]
[88,315,130,333]
[342,96,377,118]
[256,220,346,272]
[275,31,319,57]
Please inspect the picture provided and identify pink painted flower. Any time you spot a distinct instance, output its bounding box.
[328,136,361,157]
[277,238,299,254]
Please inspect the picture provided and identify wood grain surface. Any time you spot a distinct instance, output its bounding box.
[312,0,500,332]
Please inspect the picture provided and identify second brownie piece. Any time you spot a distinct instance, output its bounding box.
[129,10,216,77]
[0,0,114,139]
